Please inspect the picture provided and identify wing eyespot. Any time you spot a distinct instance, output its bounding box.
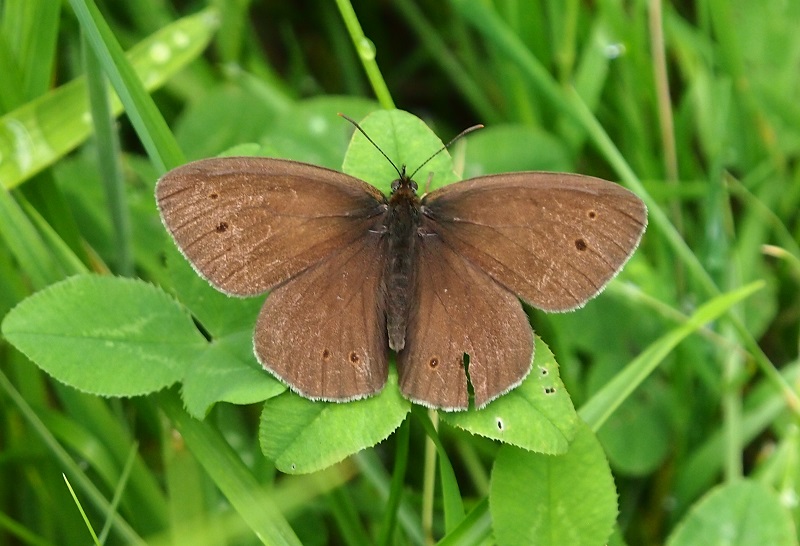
[574,238,588,251]
[215,221,229,233]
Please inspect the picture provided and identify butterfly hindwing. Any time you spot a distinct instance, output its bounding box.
[254,233,389,401]
[398,229,533,410]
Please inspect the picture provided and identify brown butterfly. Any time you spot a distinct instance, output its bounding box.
[156,120,647,411]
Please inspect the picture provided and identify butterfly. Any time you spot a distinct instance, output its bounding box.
[156,115,647,411]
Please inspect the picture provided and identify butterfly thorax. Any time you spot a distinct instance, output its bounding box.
[385,171,422,352]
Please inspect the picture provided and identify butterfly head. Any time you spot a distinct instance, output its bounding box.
[338,113,483,200]
[390,166,419,195]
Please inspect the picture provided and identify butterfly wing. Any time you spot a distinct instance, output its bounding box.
[157,156,390,400]
[399,172,647,409]
[254,232,389,400]
[421,172,647,311]
[156,157,387,296]
[397,233,533,410]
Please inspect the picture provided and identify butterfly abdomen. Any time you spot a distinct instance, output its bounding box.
[385,178,422,351]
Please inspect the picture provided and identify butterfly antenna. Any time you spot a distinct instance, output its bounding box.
[338,113,404,179]
[408,123,484,180]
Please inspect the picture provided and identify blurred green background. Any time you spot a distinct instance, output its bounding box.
[1,0,799,545]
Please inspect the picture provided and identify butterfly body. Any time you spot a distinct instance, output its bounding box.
[157,155,647,410]
[385,169,422,352]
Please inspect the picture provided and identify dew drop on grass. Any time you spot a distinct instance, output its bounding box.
[604,42,626,59]
[358,38,376,60]
[149,42,171,64]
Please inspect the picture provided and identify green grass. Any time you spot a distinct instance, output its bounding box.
[1,0,799,545]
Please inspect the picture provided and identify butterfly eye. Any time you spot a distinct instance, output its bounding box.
[391,179,401,192]
[410,179,418,192]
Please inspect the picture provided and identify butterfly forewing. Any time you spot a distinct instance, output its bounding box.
[254,232,389,401]
[156,157,387,296]
[422,172,647,312]
[398,231,533,410]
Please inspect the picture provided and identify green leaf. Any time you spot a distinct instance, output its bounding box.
[341,109,459,194]
[260,369,410,474]
[68,0,198,172]
[159,391,303,546]
[442,337,579,454]
[412,407,466,531]
[579,280,765,431]
[1,275,201,396]
[596,382,670,476]
[182,331,285,418]
[436,498,492,546]
[666,480,796,546]
[162,245,284,417]
[490,421,617,546]
[0,7,217,189]
[173,84,284,162]
[463,124,573,178]
[258,96,379,169]
[0,186,67,289]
